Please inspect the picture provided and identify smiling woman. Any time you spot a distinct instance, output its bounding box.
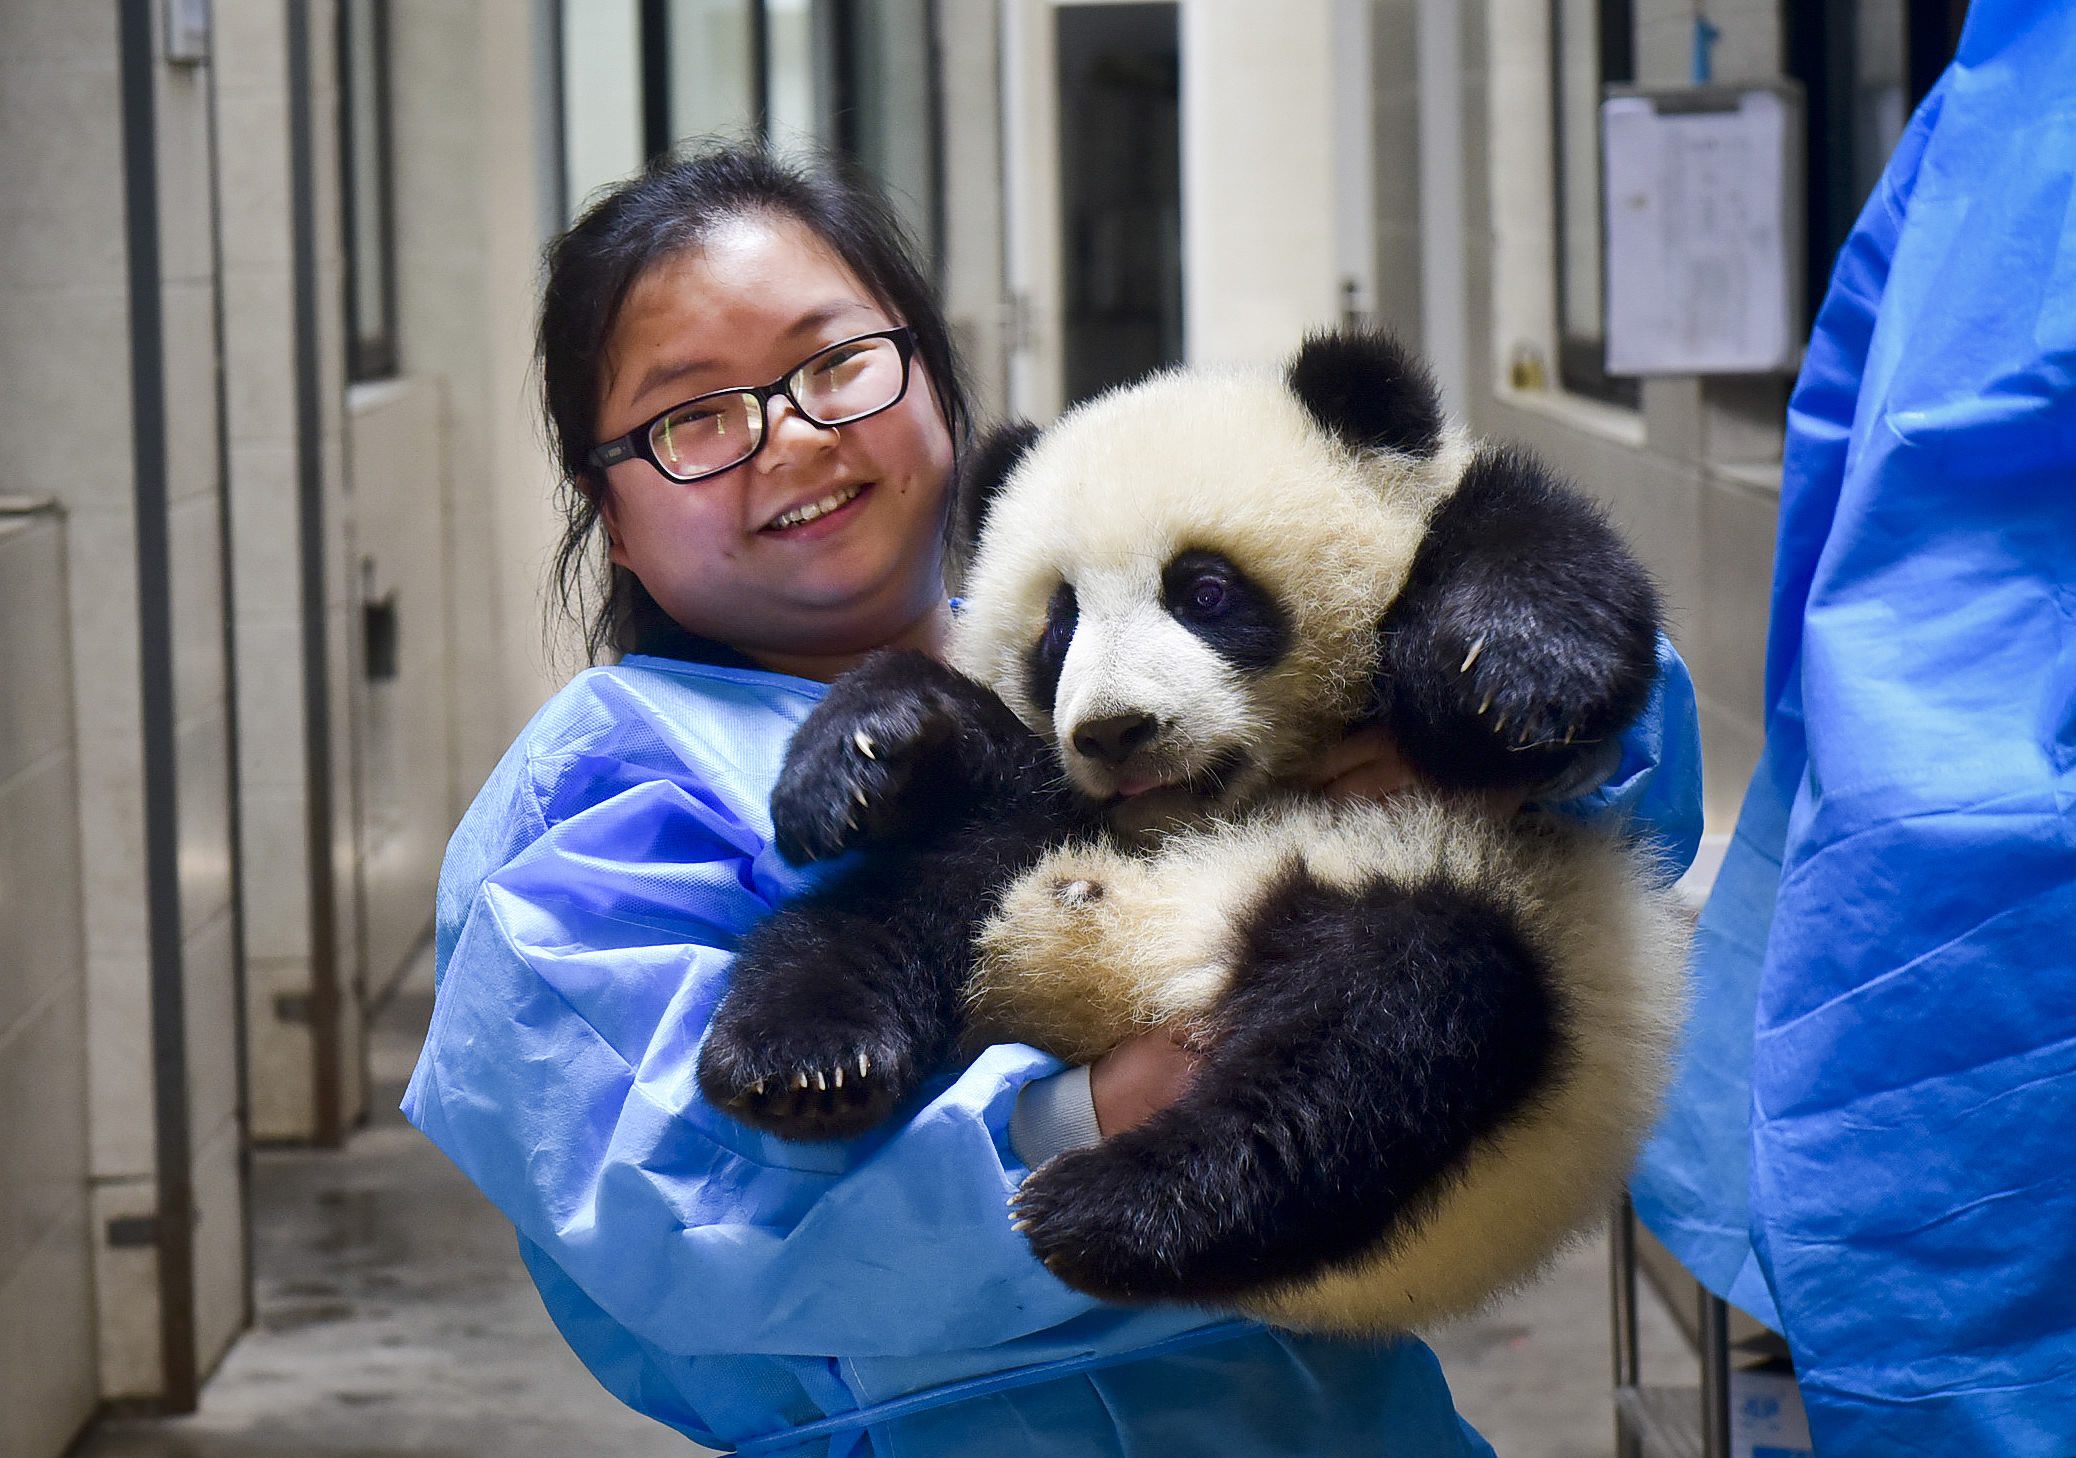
[537,146,971,675]
[582,213,957,681]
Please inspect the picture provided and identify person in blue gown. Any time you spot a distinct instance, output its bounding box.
[1632,6,2076,1453]
[405,143,1703,1456]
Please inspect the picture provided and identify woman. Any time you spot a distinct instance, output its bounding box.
[406,142,1702,1456]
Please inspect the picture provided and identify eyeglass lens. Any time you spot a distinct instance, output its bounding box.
[648,334,907,480]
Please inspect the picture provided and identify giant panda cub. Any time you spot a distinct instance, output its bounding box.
[696,327,1690,1335]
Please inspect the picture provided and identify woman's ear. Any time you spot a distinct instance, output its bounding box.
[593,481,629,568]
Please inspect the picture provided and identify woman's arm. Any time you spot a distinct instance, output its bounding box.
[406,744,1106,1363]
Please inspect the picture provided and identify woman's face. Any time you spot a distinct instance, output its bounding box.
[594,213,955,673]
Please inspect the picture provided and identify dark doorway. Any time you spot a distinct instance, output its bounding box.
[1056,3,1182,407]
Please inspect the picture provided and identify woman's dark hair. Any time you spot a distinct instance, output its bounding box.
[541,141,973,665]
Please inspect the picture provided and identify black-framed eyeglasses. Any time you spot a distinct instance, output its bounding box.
[588,326,917,484]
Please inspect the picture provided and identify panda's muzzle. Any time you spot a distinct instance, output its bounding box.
[1072,712,1161,766]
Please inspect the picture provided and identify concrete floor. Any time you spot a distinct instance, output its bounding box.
[74,946,1691,1458]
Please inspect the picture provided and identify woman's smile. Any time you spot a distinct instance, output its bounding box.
[760,479,874,538]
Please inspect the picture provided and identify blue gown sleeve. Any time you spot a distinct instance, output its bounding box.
[404,717,1104,1364]
[1541,633,1705,880]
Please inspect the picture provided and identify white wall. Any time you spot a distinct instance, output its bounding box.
[347,379,453,1004]
[0,504,95,1458]
[1179,0,1345,366]
[392,1,570,812]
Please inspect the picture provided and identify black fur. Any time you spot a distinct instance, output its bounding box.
[953,421,1043,566]
[699,651,1099,1138]
[1378,446,1661,793]
[1287,328,1445,458]
[1009,861,1562,1299]
[1025,581,1078,717]
[1160,549,1292,675]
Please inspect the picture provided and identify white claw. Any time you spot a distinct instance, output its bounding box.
[833,1066,845,1088]
[857,1053,871,1078]
[1564,726,1576,745]
[1479,693,1494,716]
[751,1078,767,1096]
[1493,713,1508,733]
[814,1070,828,1091]
[853,786,870,808]
[792,1071,809,1090]
[853,730,876,759]
[1459,636,1486,673]
[1010,1219,1032,1234]
[844,811,859,832]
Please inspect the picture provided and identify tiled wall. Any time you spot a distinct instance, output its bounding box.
[1,0,249,1413]
[155,12,248,1392]
[0,504,96,1458]
[346,378,452,1005]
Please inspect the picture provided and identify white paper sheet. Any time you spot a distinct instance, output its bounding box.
[1602,89,1796,376]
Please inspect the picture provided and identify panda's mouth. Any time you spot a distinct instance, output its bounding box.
[1106,748,1249,806]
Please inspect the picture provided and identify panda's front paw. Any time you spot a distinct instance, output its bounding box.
[770,651,980,862]
[1389,618,1653,792]
[1011,1138,1225,1302]
[697,1006,924,1142]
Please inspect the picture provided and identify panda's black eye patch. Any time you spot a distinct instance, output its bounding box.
[1027,580,1078,715]
[1161,550,1289,674]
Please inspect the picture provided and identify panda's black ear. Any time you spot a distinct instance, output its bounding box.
[953,420,1043,562]
[1287,328,1444,458]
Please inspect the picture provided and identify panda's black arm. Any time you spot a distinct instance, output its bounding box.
[1010,861,1559,1301]
[1379,446,1661,794]
[699,803,1082,1141]
[770,648,1071,863]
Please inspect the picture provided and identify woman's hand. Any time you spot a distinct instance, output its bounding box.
[1089,1025,1203,1136]
[1292,723,1421,803]
[1297,724,1527,816]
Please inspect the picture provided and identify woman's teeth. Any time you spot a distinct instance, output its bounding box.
[768,482,864,530]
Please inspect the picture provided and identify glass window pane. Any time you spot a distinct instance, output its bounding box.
[668,0,756,142]
[562,0,645,215]
[846,0,938,259]
[341,0,395,379]
[765,0,822,154]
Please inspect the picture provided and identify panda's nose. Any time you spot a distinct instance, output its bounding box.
[1072,713,1160,765]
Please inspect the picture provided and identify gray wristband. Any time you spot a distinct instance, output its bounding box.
[1009,1064,1103,1170]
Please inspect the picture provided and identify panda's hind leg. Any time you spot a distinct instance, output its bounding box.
[1010,837,1563,1304]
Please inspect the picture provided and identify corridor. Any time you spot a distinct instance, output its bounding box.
[72,947,703,1458]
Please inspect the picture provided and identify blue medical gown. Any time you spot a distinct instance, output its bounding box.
[1632,7,2076,1453]
[405,642,1700,1456]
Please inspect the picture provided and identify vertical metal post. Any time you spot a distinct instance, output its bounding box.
[639,0,670,159]
[750,0,772,140]
[1700,1289,1733,1458]
[118,0,201,1410]
[1610,1197,1642,1458]
[287,0,344,1149]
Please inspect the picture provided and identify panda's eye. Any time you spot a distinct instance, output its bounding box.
[1187,575,1229,616]
[1026,580,1079,714]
